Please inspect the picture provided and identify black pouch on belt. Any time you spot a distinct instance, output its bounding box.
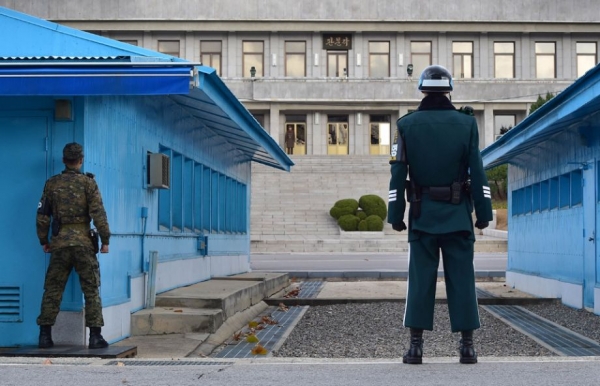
[429,186,452,202]
[89,228,100,254]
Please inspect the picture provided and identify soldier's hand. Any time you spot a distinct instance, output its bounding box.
[100,244,109,253]
[475,221,489,230]
[42,244,51,253]
[392,221,407,232]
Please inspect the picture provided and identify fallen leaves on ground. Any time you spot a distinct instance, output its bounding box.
[173,309,183,313]
[261,315,278,325]
[284,287,301,298]
[246,333,259,343]
[278,303,289,312]
[251,344,268,355]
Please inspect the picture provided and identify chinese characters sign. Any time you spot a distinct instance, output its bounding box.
[323,34,352,50]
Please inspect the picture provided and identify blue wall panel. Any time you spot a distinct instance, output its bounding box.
[507,116,600,286]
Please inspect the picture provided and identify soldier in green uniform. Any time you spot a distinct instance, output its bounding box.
[36,143,111,349]
[388,65,493,364]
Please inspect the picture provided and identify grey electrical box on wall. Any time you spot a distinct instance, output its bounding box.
[147,153,170,189]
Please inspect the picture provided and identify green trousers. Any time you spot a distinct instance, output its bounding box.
[37,246,104,327]
[404,232,480,332]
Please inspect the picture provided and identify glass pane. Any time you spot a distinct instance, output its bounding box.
[453,55,462,78]
[577,56,596,77]
[286,54,305,76]
[379,123,391,145]
[369,41,389,53]
[463,55,472,78]
[244,54,263,77]
[453,42,472,54]
[212,56,221,75]
[243,41,263,53]
[412,54,431,78]
[158,40,180,56]
[369,54,389,77]
[338,54,347,76]
[201,41,221,52]
[494,42,514,54]
[494,115,515,135]
[535,42,555,54]
[370,124,380,144]
[411,41,431,53]
[328,124,338,144]
[577,42,596,54]
[536,55,555,78]
[296,124,306,143]
[495,55,514,78]
[286,41,305,53]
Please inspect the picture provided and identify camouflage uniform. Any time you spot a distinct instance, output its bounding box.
[36,143,111,328]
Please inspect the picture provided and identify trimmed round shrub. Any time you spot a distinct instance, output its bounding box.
[356,210,367,221]
[338,214,360,231]
[358,219,368,231]
[358,194,387,221]
[329,198,359,220]
[364,215,384,231]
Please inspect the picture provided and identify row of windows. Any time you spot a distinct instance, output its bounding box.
[157,147,247,234]
[512,170,583,216]
[122,38,598,80]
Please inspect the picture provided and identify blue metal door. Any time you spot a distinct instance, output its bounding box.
[0,113,49,346]
[583,160,596,308]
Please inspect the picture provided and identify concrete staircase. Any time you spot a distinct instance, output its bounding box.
[130,273,289,336]
[251,155,507,253]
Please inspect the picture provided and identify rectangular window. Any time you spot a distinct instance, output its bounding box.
[327,51,348,77]
[524,186,532,214]
[201,40,222,76]
[171,152,183,232]
[549,177,559,209]
[411,41,432,79]
[369,41,390,77]
[158,40,180,57]
[243,41,264,78]
[540,180,549,211]
[535,42,556,79]
[576,42,597,78]
[571,170,583,206]
[511,189,519,216]
[211,171,220,232]
[194,163,203,232]
[494,42,515,78]
[285,41,306,77]
[158,147,171,231]
[532,183,541,212]
[494,114,516,140]
[202,167,211,231]
[452,42,473,79]
[559,174,570,208]
[184,158,193,232]
[119,40,138,46]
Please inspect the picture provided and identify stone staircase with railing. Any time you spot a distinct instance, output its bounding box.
[250,155,507,253]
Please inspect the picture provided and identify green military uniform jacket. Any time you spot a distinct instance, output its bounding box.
[387,94,493,240]
[37,167,111,250]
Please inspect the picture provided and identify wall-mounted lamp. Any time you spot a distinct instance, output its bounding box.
[407,64,414,78]
[314,53,319,66]
[314,112,320,125]
[357,112,362,125]
[356,53,362,66]
[398,53,404,66]
[272,53,277,67]
[250,66,257,78]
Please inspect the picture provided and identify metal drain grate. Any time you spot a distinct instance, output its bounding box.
[213,305,308,358]
[484,305,600,356]
[476,287,496,299]
[297,281,323,298]
[105,360,233,366]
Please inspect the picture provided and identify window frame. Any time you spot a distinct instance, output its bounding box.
[535,41,557,79]
[368,41,390,78]
[157,40,180,57]
[452,41,474,79]
[410,41,432,78]
[493,41,515,79]
[200,40,223,76]
[576,42,597,78]
[242,40,264,78]
[284,40,307,77]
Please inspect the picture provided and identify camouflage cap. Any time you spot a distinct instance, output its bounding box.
[63,142,84,160]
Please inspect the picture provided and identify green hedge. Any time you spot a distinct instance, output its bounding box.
[330,195,387,231]
[358,195,387,221]
[338,214,361,231]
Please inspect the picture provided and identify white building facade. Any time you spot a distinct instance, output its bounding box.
[3,1,598,156]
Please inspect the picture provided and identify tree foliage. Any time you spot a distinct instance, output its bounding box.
[529,92,555,114]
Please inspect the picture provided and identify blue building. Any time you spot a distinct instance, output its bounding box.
[0,7,292,347]
[482,64,600,313]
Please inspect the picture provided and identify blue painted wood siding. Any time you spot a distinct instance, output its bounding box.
[81,95,252,306]
[508,124,599,285]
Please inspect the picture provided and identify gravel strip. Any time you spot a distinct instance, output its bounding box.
[273,303,555,358]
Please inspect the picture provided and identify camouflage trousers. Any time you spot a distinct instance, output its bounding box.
[37,246,104,327]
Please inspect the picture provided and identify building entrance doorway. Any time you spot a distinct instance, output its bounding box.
[284,121,306,155]
[327,116,348,155]
[369,115,392,155]
[327,51,348,77]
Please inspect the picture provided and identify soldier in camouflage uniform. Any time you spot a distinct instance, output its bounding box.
[388,66,493,365]
[36,142,111,349]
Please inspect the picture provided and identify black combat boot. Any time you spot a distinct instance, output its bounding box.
[88,327,109,349]
[38,325,54,349]
[403,328,424,364]
[459,330,478,364]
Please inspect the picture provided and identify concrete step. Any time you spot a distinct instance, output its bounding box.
[130,272,289,336]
